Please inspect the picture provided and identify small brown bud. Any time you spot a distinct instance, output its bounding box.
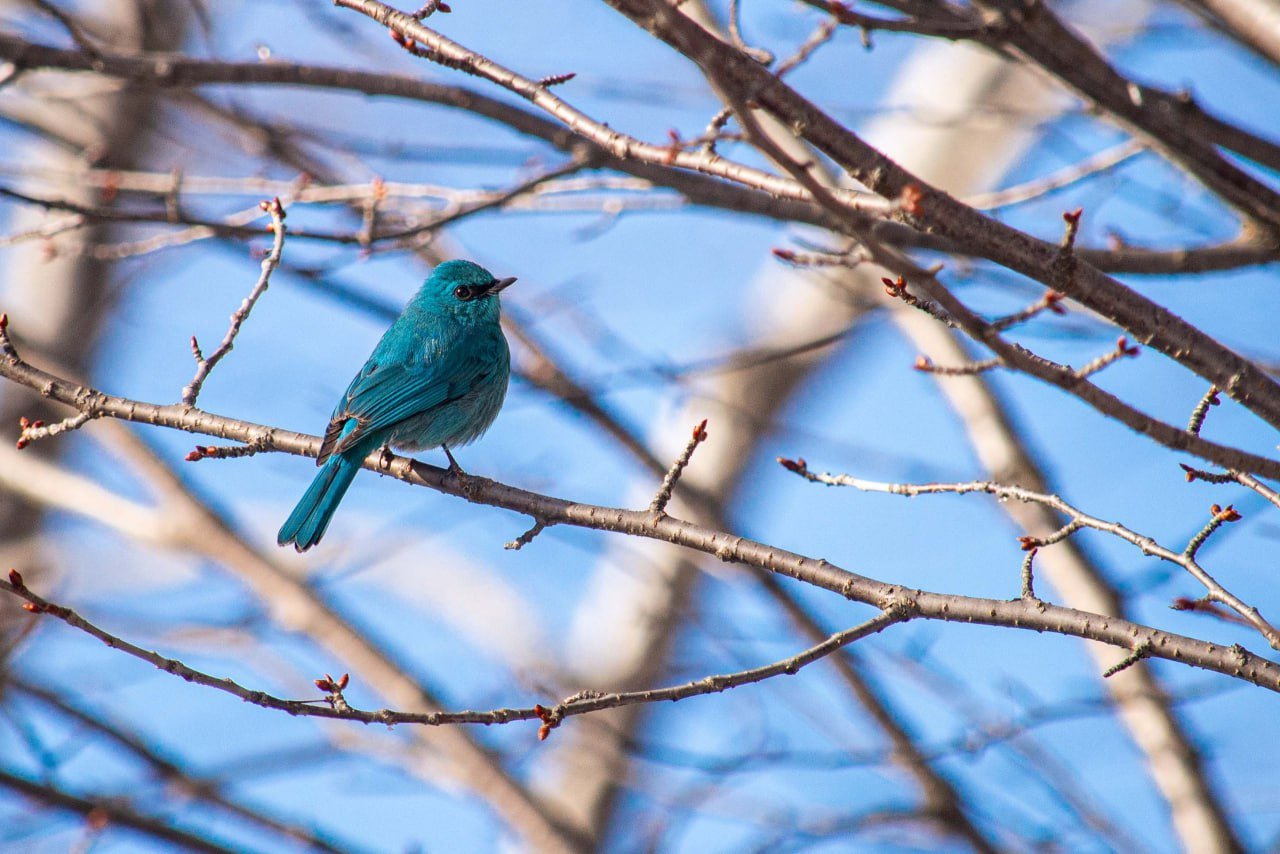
[899,184,924,216]
[881,275,907,296]
[538,71,577,87]
[86,806,110,832]
[776,457,806,474]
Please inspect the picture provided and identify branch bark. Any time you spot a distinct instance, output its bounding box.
[0,346,1275,692]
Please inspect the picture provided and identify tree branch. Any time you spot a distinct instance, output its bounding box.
[594,0,1280,432]
[0,339,1276,691]
[1,572,903,731]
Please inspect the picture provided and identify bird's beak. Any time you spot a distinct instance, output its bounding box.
[487,276,517,295]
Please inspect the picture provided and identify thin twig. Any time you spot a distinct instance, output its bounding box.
[181,198,286,406]
[1103,642,1152,678]
[374,157,590,243]
[505,518,550,550]
[1229,470,1280,511]
[15,411,91,449]
[1075,336,1140,379]
[882,276,957,328]
[411,0,451,18]
[650,419,709,513]
[1188,385,1221,435]
[774,16,838,77]
[726,0,773,64]
[914,355,1002,376]
[1178,464,1235,485]
[1022,519,1084,550]
[778,461,1280,651]
[185,440,268,461]
[1184,504,1241,562]
[991,289,1065,332]
[1021,548,1038,601]
[967,140,1146,211]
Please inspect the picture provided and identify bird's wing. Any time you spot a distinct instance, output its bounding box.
[317,335,501,463]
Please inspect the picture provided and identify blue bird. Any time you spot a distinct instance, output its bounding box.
[278,260,514,551]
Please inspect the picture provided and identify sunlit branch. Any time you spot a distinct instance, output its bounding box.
[181,198,286,405]
[0,331,1277,689]
[1,571,902,733]
[0,34,1272,274]
[779,462,1280,651]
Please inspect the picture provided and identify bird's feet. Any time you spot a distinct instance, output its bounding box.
[443,445,466,476]
[378,444,395,471]
[442,446,473,493]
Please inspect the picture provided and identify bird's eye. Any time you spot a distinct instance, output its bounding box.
[453,285,472,301]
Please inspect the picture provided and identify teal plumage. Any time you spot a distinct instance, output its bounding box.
[278,260,514,551]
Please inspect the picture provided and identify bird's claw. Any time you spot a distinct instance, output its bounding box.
[443,445,468,480]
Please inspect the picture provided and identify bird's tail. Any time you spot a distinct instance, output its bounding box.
[278,450,363,551]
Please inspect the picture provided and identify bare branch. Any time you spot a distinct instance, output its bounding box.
[0,342,1276,686]
[0,765,238,854]
[1,570,902,730]
[181,197,286,406]
[967,140,1147,211]
[780,463,1280,651]
[7,677,361,854]
[593,0,1280,432]
[649,419,709,513]
[0,34,1274,275]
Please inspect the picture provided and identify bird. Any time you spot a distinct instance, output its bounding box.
[278,259,515,551]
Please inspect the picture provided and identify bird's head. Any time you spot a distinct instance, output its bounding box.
[415,259,516,323]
